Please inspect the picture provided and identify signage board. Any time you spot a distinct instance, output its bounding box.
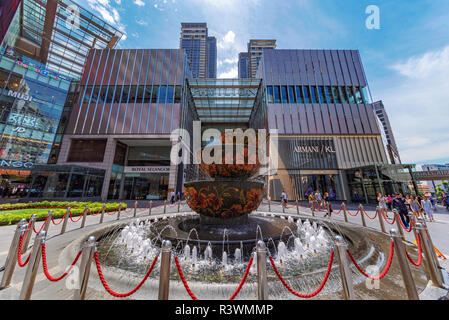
[124,166,171,174]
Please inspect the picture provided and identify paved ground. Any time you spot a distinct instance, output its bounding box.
[0,200,447,300]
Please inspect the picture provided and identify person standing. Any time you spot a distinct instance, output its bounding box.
[281,190,288,207]
[386,195,393,212]
[421,196,434,222]
[315,190,323,210]
[323,192,333,218]
[377,193,388,219]
[308,192,316,210]
[392,193,410,229]
[410,195,421,218]
[170,190,175,204]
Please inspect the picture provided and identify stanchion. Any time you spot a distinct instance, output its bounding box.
[394,210,406,241]
[163,200,167,214]
[268,200,271,212]
[409,214,418,240]
[342,203,348,223]
[178,200,181,213]
[44,210,53,234]
[149,201,153,216]
[282,201,285,214]
[415,223,445,288]
[377,207,386,233]
[256,241,268,300]
[19,231,46,300]
[311,204,315,217]
[390,229,419,300]
[99,204,106,224]
[158,240,172,300]
[117,203,122,221]
[326,202,331,218]
[296,200,299,215]
[80,205,89,228]
[60,207,71,235]
[417,217,439,269]
[335,236,355,300]
[360,204,367,227]
[0,220,28,289]
[134,201,138,218]
[74,236,96,300]
[23,214,37,253]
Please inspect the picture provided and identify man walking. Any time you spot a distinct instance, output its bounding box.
[170,190,176,204]
[281,190,288,207]
[392,193,410,228]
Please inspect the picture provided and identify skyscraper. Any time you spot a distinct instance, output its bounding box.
[207,36,217,78]
[373,100,401,164]
[247,39,276,78]
[238,52,249,78]
[180,23,216,79]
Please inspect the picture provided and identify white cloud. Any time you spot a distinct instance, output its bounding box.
[219,66,238,79]
[218,30,236,49]
[136,19,148,26]
[378,45,449,163]
[134,0,145,6]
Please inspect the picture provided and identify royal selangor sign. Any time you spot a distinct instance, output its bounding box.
[124,166,170,174]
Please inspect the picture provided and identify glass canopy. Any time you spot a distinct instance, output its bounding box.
[186,78,263,123]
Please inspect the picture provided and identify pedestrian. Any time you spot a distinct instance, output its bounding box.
[170,190,175,204]
[315,189,323,210]
[281,190,288,207]
[177,191,181,202]
[377,193,388,219]
[392,193,410,229]
[443,196,449,211]
[410,195,421,218]
[308,192,316,210]
[405,194,412,212]
[386,194,393,212]
[421,196,434,222]
[323,192,333,218]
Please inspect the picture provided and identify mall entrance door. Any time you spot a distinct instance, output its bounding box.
[123,173,169,200]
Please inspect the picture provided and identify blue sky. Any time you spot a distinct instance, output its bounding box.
[78,0,449,166]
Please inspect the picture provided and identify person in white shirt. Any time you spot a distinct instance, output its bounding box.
[315,190,323,210]
[421,196,434,222]
[170,191,175,204]
[281,191,287,207]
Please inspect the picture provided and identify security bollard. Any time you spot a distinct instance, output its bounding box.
[359,204,367,227]
[117,203,122,221]
[178,200,181,213]
[417,217,438,268]
[81,206,89,228]
[335,236,355,300]
[158,240,172,300]
[75,236,96,300]
[342,203,348,223]
[390,229,419,300]
[0,220,28,289]
[19,231,46,300]
[268,200,271,212]
[311,204,315,217]
[377,207,386,233]
[149,201,153,216]
[282,201,285,214]
[23,214,37,253]
[326,202,331,218]
[99,204,106,224]
[134,201,138,218]
[163,200,167,214]
[394,210,406,241]
[408,214,418,241]
[44,210,53,234]
[415,223,445,288]
[296,200,300,215]
[256,241,268,300]
[61,207,71,235]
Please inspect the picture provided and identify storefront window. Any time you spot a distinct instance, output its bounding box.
[67,139,107,163]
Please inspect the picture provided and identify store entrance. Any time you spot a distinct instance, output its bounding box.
[298,174,342,201]
[0,172,31,200]
[122,173,169,200]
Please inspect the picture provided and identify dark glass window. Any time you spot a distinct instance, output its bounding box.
[303,86,311,103]
[288,86,296,103]
[339,87,348,103]
[67,140,107,162]
[346,87,356,104]
[274,86,281,103]
[174,86,182,103]
[151,85,159,103]
[90,86,100,103]
[332,86,341,103]
[83,86,92,103]
[362,87,370,103]
[354,87,363,104]
[158,86,168,103]
[267,86,274,103]
[295,86,304,103]
[318,86,326,103]
[114,142,127,165]
[325,86,334,103]
[281,86,288,103]
[311,86,319,103]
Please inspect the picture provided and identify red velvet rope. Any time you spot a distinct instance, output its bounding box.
[94,251,158,298]
[228,257,253,300]
[17,235,31,267]
[382,211,396,225]
[51,212,67,225]
[69,211,84,223]
[347,242,395,280]
[41,244,82,282]
[269,251,334,298]
[105,207,118,216]
[346,208,359,217]
[405,234,422,267]
[363,208,377,220]
[397,214,413,232]
[33,216,49,233]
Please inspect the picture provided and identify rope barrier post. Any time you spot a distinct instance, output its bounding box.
[409,214,418,241]
[149,201,153,216]
[43,210,53,235]
[19,231,46,300]
[60,207,71,235]
[417,217,440,269]
[23,214,37,253]
[134,201,138,218]
[311,203,315,217]
[377,207,386,233]
[326,202,331,218]
[394,210,406,241]
[178,199,181,213]
[163,200,167,214]
[158,240,172,300]
[81,205,89,228]
[117,203,122,221]
[389,229,419,300]
[268,199,271,212]
[282,201,285,214]
[100,204,106,224]
[0,221,27,290]
[415,223,445,288]
[335,236,355,300]
[296,199,299,215]
[342,203,348,223]
[256,241,268,300]
[359,204,367,227]
[74,236,96,300]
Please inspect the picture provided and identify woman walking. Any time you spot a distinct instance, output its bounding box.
[421,196,434,222]
[377,193,388,219]
[410,195,421,218]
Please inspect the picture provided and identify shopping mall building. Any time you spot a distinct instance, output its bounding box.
[0,1,419,203]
